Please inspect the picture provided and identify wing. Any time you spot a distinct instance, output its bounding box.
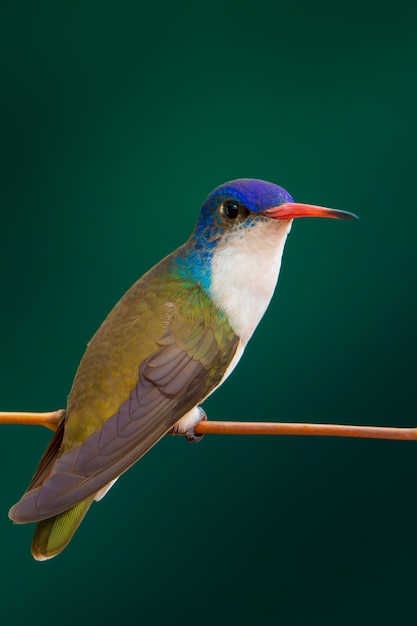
[10,322,239,523]
[26,418,65,491]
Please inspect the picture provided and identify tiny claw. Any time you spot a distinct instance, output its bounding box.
[169,407,207,442]
[185,407,207,442]
[185,429,204,443]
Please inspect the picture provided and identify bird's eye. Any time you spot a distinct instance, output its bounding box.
[221,201,240,220]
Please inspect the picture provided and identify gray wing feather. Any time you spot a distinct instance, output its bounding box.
[10,331,238,523]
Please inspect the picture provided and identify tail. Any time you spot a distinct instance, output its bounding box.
[31,497,94,561]
[8,418,92,560]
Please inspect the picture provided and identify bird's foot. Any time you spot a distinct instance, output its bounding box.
[169,407,207,442]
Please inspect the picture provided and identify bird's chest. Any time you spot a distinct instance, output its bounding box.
[208,221,291,346]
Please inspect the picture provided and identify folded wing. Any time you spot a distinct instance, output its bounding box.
[10,326,238,523]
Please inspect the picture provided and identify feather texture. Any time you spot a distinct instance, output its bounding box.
[10,255,238,525]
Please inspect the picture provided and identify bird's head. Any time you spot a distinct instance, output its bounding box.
[193,178,356,247]
[181,179,357,308]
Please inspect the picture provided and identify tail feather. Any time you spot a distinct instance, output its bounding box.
[31,498,93,561]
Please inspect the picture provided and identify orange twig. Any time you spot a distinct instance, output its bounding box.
[0,410,65,431]
[194,420,417,440]
[0,410,416,441]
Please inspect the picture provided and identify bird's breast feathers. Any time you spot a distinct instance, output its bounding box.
[208,218,292,345]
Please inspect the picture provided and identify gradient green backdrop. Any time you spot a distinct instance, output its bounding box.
[1,2,417,625]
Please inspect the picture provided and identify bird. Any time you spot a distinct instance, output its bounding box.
[9,178,357,560]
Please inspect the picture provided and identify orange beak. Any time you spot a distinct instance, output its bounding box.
[265,203,358,221]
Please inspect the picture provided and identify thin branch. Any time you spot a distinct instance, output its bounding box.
[0,410,65,431]
[195,420,417,440]
[0,410,416,441]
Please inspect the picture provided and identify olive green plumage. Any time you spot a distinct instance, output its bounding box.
[10,247,239,559]
[64,248,236,449]
[31,500,93,560]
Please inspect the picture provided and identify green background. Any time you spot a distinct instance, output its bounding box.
[1,2,416,624]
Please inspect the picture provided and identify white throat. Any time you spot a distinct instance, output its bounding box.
[209,219,292,345]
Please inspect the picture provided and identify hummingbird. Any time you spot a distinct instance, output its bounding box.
[9,178,356,560]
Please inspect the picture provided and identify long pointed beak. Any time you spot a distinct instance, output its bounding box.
[265,202,358,221]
